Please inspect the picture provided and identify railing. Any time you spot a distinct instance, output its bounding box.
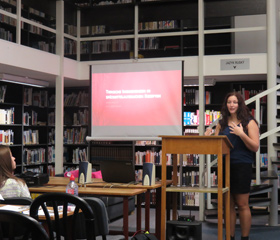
[245,84,280,185]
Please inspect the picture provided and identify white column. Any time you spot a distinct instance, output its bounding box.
[267,0,278,226]
[16,0,21,44]
[198,0,205,221]
[55,0,65,175]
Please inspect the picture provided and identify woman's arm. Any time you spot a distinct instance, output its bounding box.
[204,124,221,136]
[229,120,259,152]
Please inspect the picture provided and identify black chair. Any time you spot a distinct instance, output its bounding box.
[0,209,49,240]
[0,197,33,205]
[77,197,124,240]
[29,192,95,240]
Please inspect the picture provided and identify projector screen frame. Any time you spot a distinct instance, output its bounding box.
[88,60,184,141]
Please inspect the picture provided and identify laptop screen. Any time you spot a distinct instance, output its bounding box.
[100,160,136,183]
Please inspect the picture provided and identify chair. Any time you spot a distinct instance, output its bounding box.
[77,197,124,240]
[29,192,95,240]
[0,209,49,240]
[0,197,33,205]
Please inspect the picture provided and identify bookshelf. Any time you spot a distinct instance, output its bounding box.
[62,88,89,173]
[0,81,52,175]
[76,0,232,61]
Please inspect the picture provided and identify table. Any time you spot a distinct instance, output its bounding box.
[47,176,172,239]
[160,136,232,240]
[29,185,146,240]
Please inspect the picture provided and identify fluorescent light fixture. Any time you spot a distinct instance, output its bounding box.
[184,78,216,87]
[0,73,49,88]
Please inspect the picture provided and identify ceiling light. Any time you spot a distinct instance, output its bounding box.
[0,73,49,88]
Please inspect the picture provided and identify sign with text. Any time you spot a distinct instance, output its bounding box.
[220,58,250,70]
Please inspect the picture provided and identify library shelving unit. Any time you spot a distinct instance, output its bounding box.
[76,0,232,61]
[0,81,51,175]
[22,87,49,174]
[63,88,89,172]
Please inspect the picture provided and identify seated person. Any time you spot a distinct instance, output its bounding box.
[0,146,31,198]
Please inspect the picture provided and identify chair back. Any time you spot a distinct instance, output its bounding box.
[0,197,33,205]
[83,197,109,239]
[29,192,95,240]
[0,209,49,240]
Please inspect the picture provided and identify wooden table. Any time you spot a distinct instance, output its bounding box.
[29,185,146,240]
[160,136,232,240]
[47,176,171,239]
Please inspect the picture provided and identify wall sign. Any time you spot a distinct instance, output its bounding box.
[220,58,250,70]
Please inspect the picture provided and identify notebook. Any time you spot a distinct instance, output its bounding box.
[100,160,136,183]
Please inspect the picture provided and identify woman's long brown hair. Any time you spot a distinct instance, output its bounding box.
[219,92,258,134]
[0,145,24,188]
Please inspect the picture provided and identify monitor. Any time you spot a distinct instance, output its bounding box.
[100,160,136,183]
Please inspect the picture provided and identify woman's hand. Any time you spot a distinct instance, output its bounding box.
[229,122,244,136]
[204,127,213,136]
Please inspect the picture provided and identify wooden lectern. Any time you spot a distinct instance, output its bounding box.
[160,136,232,240]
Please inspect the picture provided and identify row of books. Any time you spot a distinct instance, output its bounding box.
[64,38,77,55]
[48,112,55,126]
[135,150,162,165]
[0,27,12,41]
[63,147,87,164]
[63,127,87,144]
[235,87,267,102]
[23,166,44,174]
[47,165,55,176]
[23,110,41,126]
[32,41,55,53]
[182,154,200,166]
[0,129,14,145]
[0,7,16,26]
[184,110,221,126]
[29,19,43,35]
[23,148,46,165]
[80,25,105,36]
[23,129,39,145]
[48,146,55,163]
[135,140,158,146]
[64,24,77,36]
[139,37,159,50]
[64,91,89,107]
[91,39,131,54]
[72,109,89,125]
[24,88,48,107]
[138,20,179,31]
[183,89,211,105]
[1,0,16,6]
[0,107,14,124]
[29,7,46,18]
[182,192,200,207]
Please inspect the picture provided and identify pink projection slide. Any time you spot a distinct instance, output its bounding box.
[92,70,182,127]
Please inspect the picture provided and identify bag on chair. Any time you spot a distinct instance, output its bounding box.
[131,232,158,240]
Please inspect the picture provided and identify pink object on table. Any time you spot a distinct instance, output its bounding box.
[64,170,102,179]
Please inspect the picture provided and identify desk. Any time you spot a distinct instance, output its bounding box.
[29,185,146,240]
[47,177,171,239]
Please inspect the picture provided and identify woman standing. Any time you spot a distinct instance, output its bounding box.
[205,92,259,240]
[0,145,31,198]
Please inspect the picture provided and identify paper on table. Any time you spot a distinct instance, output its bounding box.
[0,193,3,200]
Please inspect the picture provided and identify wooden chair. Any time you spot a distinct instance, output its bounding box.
[0,209,49,240]
[29,192,95,240]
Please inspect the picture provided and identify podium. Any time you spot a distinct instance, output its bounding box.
[160,136,232,240]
